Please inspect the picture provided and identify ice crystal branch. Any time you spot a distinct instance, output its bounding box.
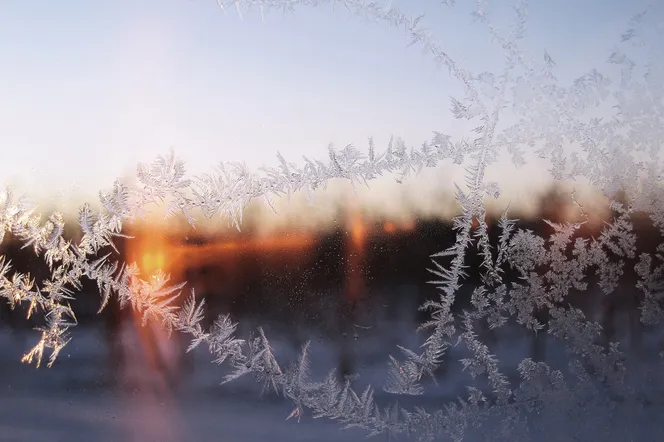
[2,1,664,441]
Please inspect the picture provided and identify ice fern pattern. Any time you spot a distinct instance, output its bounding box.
[1,1,664,441]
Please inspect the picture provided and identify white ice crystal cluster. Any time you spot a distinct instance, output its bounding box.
[1,1,663,441]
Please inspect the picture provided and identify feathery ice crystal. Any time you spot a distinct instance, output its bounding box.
[1,1,663,440]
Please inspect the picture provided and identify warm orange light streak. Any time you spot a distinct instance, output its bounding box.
[121,227,183,442]
[383,219,415,234]
[344,203,367,301]
[185,233,316,254]
[400,219,415,231]
[349,214,366,251]
[153,232,315,280]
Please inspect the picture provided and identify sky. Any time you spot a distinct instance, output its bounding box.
[0,0,651,218]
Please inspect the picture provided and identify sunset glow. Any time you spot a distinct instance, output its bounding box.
[122,229,182,442]
[344,203,367,301]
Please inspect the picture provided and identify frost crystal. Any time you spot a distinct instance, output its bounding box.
[2,1,664,440]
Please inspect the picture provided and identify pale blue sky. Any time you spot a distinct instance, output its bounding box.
[0,0,650,212]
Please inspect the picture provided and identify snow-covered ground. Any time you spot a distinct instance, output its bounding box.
[1,321,374,442]
[2,302,664,442]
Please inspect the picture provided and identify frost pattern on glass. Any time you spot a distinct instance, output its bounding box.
[1,1,663,441]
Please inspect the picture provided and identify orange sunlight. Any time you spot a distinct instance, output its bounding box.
[344,202,367,301]
[123,229,184,442]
